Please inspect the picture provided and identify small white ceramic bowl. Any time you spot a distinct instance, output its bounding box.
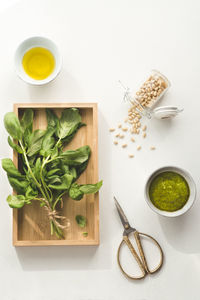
[144,166,196,217]
[14,36,62,85]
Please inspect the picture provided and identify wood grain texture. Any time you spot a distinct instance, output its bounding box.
[13,103,99,246]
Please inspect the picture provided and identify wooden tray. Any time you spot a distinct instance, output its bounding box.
[13,103,99,246]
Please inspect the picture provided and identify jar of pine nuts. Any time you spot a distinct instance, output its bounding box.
[121,70,183,120]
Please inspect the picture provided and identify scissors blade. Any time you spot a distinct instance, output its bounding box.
[114,196,130,229]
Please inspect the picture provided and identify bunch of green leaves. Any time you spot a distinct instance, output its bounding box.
[2,108,102,238]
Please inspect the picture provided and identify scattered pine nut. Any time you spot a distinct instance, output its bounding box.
[109,128,115,132]
[137,146,141,151]
[142,125,147,131]
[131,137,135,142]
[129,154,134,158]
[119,134,124,138]
[122,128,128,132]
[122,144,127,148]
[118,124,122,128]
[113,141,118,145]
[115,133,120,138]
[124,118,128,123]
[150,146,156,150]
[143,132,146,138]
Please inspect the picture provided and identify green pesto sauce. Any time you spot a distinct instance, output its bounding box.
[149,171,190,212]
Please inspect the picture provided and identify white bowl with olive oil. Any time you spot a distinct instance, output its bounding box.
[14,36,62,85]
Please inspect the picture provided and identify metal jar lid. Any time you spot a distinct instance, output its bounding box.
[152,106,183,119]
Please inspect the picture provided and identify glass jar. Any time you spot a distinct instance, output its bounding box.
[121,70,183,120]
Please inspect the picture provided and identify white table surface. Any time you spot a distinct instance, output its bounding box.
[0,0,200,299]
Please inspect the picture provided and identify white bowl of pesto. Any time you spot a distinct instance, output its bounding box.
[14,36,62,85]
[144,166,196,217]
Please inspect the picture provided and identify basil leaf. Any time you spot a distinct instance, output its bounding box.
[40,128,55,157]
[48,173,73,190]
[57,108,82,139]
[48,176,62,185]
[8,137,23,154]
[4,112,23,140]
[25,185,38,200]
[70,167,77,179]
[7,176,29,194]
[7,195,26,208]
[51,146,58,159]
[27,155,37,168]
[69,180,102,200]
[34,158,41,181]
[46,109,59,129]
[20,109,33,133]
[69,183,84,200]
[60,161,69,174]
[54,163,77,179]
[46,168,61,177]
[27,129,46,157]
[75,215,86,228]
[23,127,32,148]
[20,110,33,147]
[2,158,24,178]
[75,160,89,179]
[48,160,60,172]
[30,129,46,144]
[59,145,91,166]
[61,123,85,145]
[79,180,103,194]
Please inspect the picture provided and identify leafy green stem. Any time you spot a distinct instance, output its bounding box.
[53,192,66,210]
[45,157,59,165]
[44,155,68,166]
[53,223,64,238]
[39,139,61,202]
[19,140,48,201]
[50,221,54,235]
[40,156,51,202]
[46,185,53,202]
[55,137,61,148]
[44,138,61,166]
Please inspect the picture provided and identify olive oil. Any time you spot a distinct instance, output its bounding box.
[22,47,55,80]
[149,171,190,212]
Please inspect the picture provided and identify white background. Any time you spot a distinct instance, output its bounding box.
[0,0,200,299]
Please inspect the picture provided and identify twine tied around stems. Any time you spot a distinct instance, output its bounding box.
[43,200,70,230]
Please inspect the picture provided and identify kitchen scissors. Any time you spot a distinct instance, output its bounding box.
[114,197,164,280]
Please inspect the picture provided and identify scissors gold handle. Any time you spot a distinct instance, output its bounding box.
[117,230,164,280]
